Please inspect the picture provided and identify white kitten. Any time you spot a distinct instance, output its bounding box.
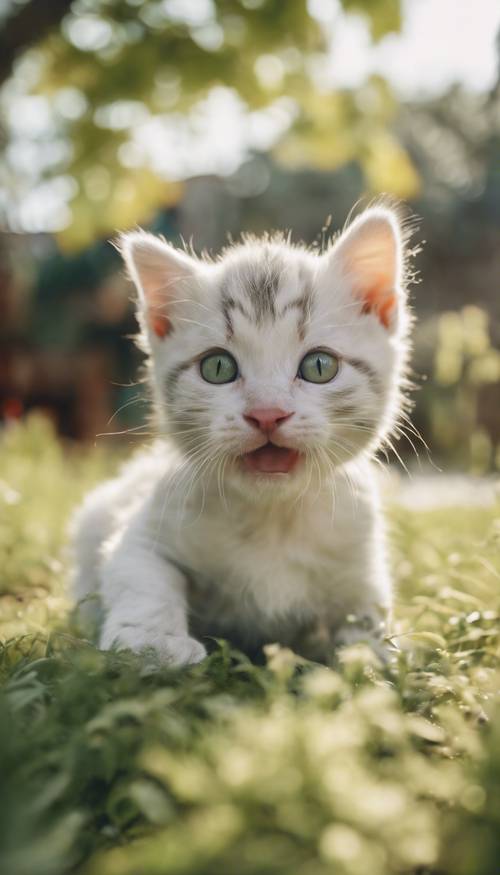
[71,206,412,666]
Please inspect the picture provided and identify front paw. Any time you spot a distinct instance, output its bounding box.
[160,634,207,666]
[332,617,390,663]
[100,625,207,666]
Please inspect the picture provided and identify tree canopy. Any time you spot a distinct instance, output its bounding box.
[0,0,417,248]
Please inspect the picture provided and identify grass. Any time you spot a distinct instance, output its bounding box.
[0,416,499,875]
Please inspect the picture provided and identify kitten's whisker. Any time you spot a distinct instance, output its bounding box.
[323,444,357,513]
[168,427,214,438]
[392,425,422,467]
[291,449,314,509]
[311,450,324,504]
[96,427,153,437]
[396,411,437,467]
[216,452,230,511]
[107,394,148,426]
[380,435,411,476]
[175,315,222,332]
[166,297,218,316]
[155,439,219,528]
[185,451,221,525]
[317,447,336,524]
[174,447,217,524]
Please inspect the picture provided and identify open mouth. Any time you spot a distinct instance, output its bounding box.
[241,442,300,475]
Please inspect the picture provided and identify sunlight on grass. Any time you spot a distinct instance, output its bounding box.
[0,417,499,875]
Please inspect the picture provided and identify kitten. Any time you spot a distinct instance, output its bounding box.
[71,205,412,666]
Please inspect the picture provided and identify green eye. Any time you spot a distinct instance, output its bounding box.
[200,351,238,384]
[299,350,339,384]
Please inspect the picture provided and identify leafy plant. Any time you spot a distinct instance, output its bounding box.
[414,306,500,471]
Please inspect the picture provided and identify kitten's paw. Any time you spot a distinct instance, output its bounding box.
[332,616,390,663]
[100,626,207,667]
[160,634,207,666]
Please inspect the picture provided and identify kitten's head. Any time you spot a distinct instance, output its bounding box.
[120,206,413,494]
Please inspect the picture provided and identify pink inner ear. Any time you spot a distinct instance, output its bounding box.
[146,282,172,339]
[335,212,402,330]
[149,311,171,339]
[360,275,397,328]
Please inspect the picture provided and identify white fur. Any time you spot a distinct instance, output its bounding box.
[71,207,412,665]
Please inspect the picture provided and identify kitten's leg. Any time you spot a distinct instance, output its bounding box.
[70,478,126,633]
[99,543,206,666]
[332,499,394,661]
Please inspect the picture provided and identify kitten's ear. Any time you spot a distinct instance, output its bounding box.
[119,231,198,339]
[330,207,404,330]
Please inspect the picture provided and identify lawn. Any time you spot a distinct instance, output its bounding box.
[0,417,499,875]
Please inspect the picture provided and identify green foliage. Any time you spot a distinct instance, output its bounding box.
[0,416,114,633]
[0,418,499,875]
[1,0,410,247]
[415,306,500,471]
[342,0,401,40]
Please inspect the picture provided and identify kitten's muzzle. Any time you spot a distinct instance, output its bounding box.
[243,408,294,434]
[240,408,300,473]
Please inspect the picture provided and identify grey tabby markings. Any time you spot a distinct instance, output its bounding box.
[343,356,380,388]
[170,404,209,442]
[330,388,355,401]
[165,359,194,402]
[221,293,252,340]
[222,256,314,341]
[241,253,281,323]
[326,386,376,424]
[280,291,313,341]
[332,404,358,418]
[325,391,356,421]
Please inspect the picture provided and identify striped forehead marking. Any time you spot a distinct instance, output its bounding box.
[220,254,313,341]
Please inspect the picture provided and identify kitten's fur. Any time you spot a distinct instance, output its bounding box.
[71,206,412,665]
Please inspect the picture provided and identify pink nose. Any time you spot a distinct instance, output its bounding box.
[244,407,294,433]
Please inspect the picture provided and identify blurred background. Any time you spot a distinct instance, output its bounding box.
[0,0,499,471]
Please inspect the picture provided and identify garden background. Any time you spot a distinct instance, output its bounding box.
[0,2,499,874]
